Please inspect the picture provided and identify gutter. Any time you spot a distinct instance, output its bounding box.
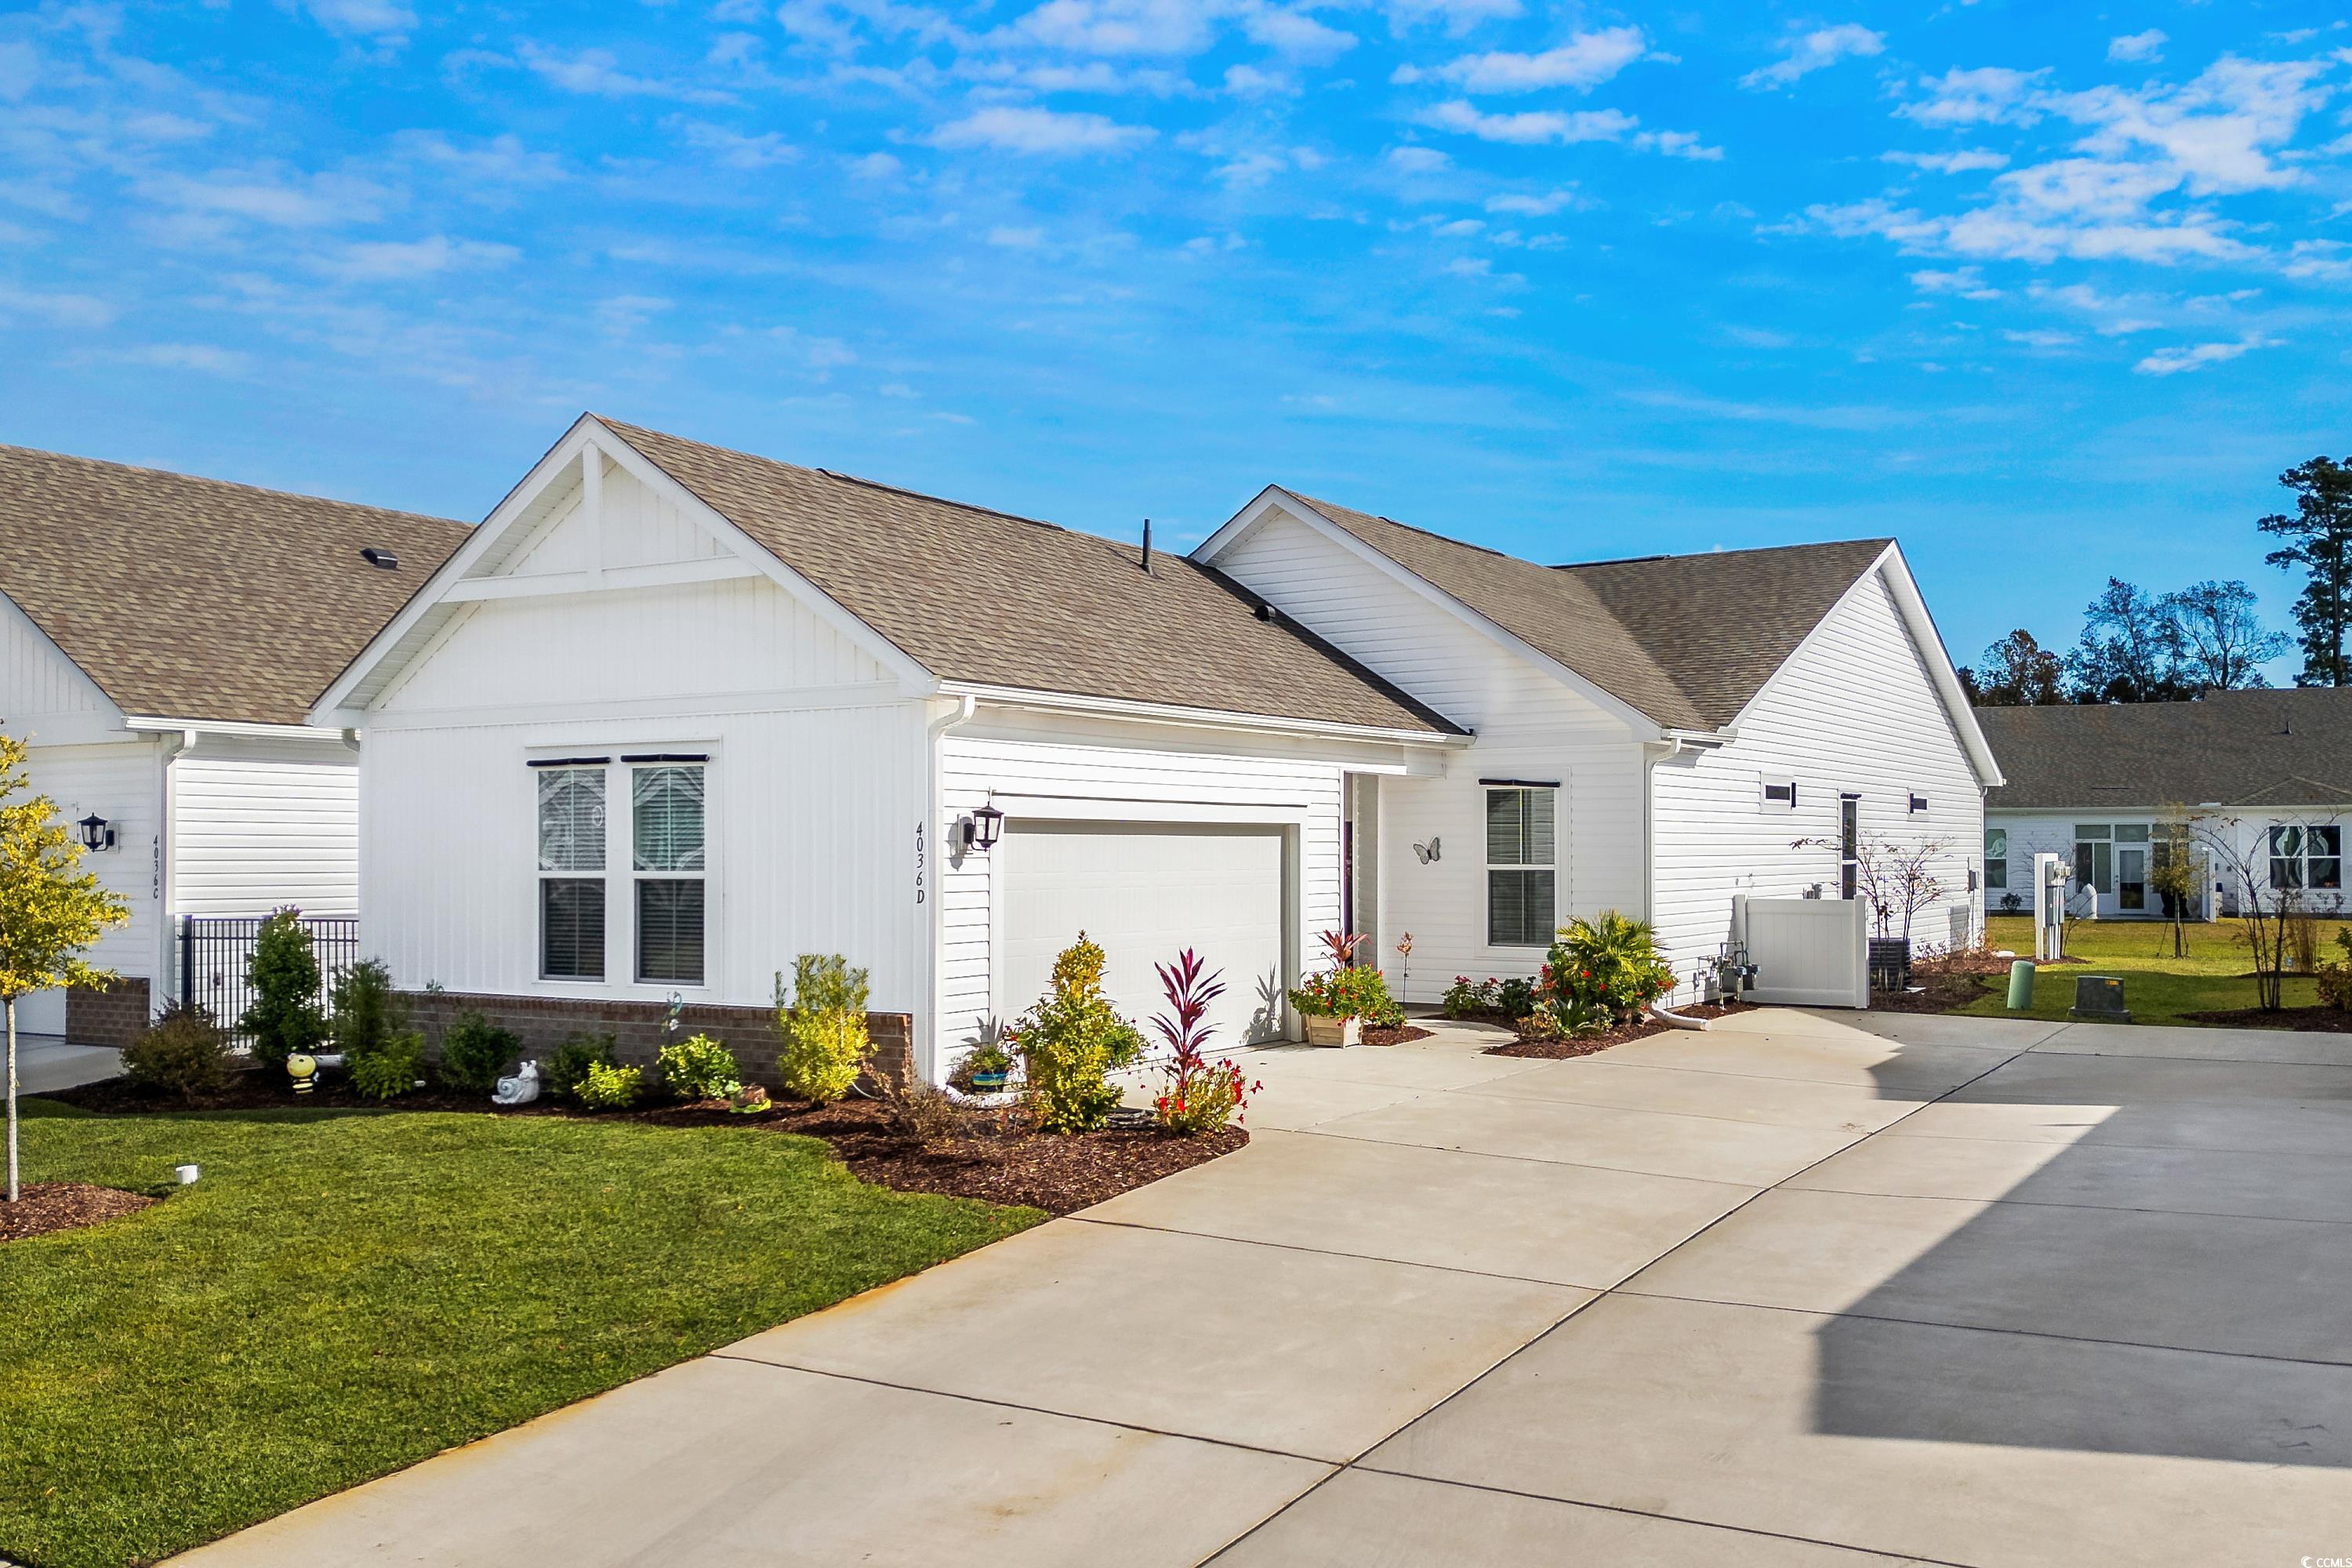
[125,715,345,744]
[936,681,1470,748]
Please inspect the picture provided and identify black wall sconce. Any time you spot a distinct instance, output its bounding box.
[77,813,116,851]
[961,804,1004,853]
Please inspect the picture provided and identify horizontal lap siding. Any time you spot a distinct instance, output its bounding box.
[171,748,359,916]
[1210,512,1646,1002]
[1651,568,1984,994]
[937,720,1348,1069]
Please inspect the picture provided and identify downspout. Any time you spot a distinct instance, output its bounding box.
[156,727,196,1005]
[920,695,978,1083]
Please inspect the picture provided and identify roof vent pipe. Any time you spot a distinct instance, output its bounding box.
[1141,518,1152,574]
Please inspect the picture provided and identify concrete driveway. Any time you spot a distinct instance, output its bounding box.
[180,1007,2352,1566]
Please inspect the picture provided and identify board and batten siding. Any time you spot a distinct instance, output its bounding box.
[1650,565,1984,991]
[1207,508,1647,1000]
[2,592,113,732]
[170,743,360,917]
[935,712,1359,1068]
[13,737,166,1032]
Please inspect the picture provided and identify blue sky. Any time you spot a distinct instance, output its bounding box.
[2,2,2347,679]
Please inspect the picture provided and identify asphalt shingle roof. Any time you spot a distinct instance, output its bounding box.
[1283,491,1892,731]
[1977,689,2352,811]
[598,420,1461,737]
[0,445,470,728]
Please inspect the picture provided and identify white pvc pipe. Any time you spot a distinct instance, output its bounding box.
[1648,1003,1711,1032]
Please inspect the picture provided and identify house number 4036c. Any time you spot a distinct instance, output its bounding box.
[913,820,927,906]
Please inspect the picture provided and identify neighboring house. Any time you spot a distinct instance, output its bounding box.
[0,445,469,1044]
[1977,689,2352,920]
[317,415,1999,1082]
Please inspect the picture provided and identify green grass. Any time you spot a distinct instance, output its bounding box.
[0,1103,1043,1568]
[1954,913,2350,1026]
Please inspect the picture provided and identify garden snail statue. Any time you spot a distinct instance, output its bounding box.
[492,1059,543,1108]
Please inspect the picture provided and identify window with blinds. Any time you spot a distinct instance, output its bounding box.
[538,768,606,980]
[633,764,706,983]
[1486,786,1556,947]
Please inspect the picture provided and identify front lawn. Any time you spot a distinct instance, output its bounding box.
[1952,914,2351,1027]
[0,1101,1042,1568]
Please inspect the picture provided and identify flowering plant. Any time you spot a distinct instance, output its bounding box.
[1149,948,1258,1134]
[1538,911,1674,1025]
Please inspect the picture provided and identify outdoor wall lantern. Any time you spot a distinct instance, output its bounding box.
[963,804,1005,853]
[77,813,116,851]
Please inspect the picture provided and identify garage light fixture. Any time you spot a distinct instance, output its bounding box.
[77,813,115,851]
[962,804,1004,853]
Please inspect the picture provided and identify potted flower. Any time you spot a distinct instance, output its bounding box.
[962,1040,1014,1093]
[1288,964,1397,1047]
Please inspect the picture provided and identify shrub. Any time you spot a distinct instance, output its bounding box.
[2319,929,2352,1011]
[1155,1058,1254,1134]
[574,1062,644,1111]
[887,1075,979,1147]
[437,1012,521,1094]
[122,1004,230,1100]
[1012,932,1144,1134]
[1496,976,1537,1020]
[1149,948,1257,1136]
[658,1033,742,1102]
[1539,911,1675,1025]
[350,1031,425,1100]
[1443,976,1498,1018]
[545,1033,617,1099]
[329,959,405,1060]
[775,954,872,1105]
[239,909,327,1067]
[1288,963,1399,1022]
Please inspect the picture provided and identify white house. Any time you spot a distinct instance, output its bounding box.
[1978,690,2352,921]
[0,444,468,1044]
[317,415,1999,1082]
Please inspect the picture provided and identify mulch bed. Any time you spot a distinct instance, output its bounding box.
[1485,1001,1756,1058]
[42,1070,1246,1218]
[2182,1006,2352,1033]
[0,1182,158,1244]
[1361,1024,1434,1046]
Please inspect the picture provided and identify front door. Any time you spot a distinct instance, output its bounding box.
[2117,848,2147,912]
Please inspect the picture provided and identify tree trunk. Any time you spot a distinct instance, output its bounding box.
[6,996,17,1203]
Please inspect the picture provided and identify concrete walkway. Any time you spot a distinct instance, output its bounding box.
[180,1008,2352,1566]
[7,1032,122,1095]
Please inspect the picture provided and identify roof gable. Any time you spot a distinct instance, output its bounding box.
[0,445,470,727]
[1235,488,1891,732]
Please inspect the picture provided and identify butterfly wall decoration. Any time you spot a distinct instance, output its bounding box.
[1412,837,1440,864]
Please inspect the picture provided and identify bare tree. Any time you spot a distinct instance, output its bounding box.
[1793,832,1952,940]
[2147,815,2202,958]
[2187,811,2324,1011]
[2165,580,2288,691]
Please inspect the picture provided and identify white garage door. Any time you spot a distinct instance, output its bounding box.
[1000,820,1289,1051]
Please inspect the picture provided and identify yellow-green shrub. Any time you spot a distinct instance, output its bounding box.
[775,954,870,1104]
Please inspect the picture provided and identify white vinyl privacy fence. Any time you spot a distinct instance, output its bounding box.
[1734,895,1869,1008]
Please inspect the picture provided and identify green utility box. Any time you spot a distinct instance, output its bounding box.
[2005,960,2034,1010]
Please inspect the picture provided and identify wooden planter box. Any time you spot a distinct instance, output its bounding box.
[1303,1014,1361,1048]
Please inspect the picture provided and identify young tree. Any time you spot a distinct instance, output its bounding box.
[1973,629,2067,705]
[2190,811,2313,1011]
[2258,455,2352,688]
[1791,832,1952,941]
[2147,817,2202,959]
[2065,578,2189,703]
[0,733,131,1202]
[2165,579,2288,691]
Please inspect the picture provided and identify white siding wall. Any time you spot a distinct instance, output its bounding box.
[1988,807,2352,920]
[14,738,166,1031]
[1209,510,1647,1000]
[2,591,118,746]
[362,701,927,1012]
[1651,568,1984,991]
[935,712,1362,1072]
[171,741,360,916]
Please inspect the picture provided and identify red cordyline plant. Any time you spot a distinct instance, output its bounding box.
[1317,930,1365,968]
[1149,949,1258,1135]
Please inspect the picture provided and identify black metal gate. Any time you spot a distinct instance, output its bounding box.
[178,915,361,1037]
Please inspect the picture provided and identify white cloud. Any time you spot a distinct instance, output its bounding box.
[302,0,416,42]
[2285,239,2352,281]
[2001,328,2077,348]
[1008,0,1221,56]
[594,295,673,334]
[143,168,388,229]
[1740,24,1885,91]
[1421,100,1636,145]
[1997,157,2181,220]
[1882,149,2008,174]
[1244,7,1356,60]
[1809,196,2250,265]
[1396,26,1646,93]
[2056,56,2329,196]
[110,342,249,373]
[394,131,565,183]
[848,151,903,180]
[1907,266,2001,299]
[0,40,35,102]
[319,235,521,281]
[1898,67,2045,127]
[1486,186,1577,215]
[1637,129,1722,161]
[2134,335,2270,375]
[0,285,115,328]
[516,42,735,103]
[1384,0,1522,37]
[2107,30,2166,64]
[672,120,798,169]
[931,106,1155,155]
[1223,62,1297,96]
[1385,144,1452,173]
[987,225,1046,247]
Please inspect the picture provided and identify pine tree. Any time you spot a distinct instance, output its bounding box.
[2259,456,2352,687]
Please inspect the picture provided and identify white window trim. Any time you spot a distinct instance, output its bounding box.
[2269,822,2343,893]
[629,758,710,988]
[524,744,720,998]
[1484,784,1559,949]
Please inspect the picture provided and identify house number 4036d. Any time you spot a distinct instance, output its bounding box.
[913,820,927,906]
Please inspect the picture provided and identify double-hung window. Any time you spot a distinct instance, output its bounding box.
[537,766,607,980]
[632,761,707,984]
[1486,786,1556,947]
[2270,825,2343,891]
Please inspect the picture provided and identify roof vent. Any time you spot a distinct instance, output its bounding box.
[1254,602,1278,622]
[359,547,399,570]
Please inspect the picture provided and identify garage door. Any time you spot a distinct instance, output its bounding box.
[1000,820,1289,1051]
